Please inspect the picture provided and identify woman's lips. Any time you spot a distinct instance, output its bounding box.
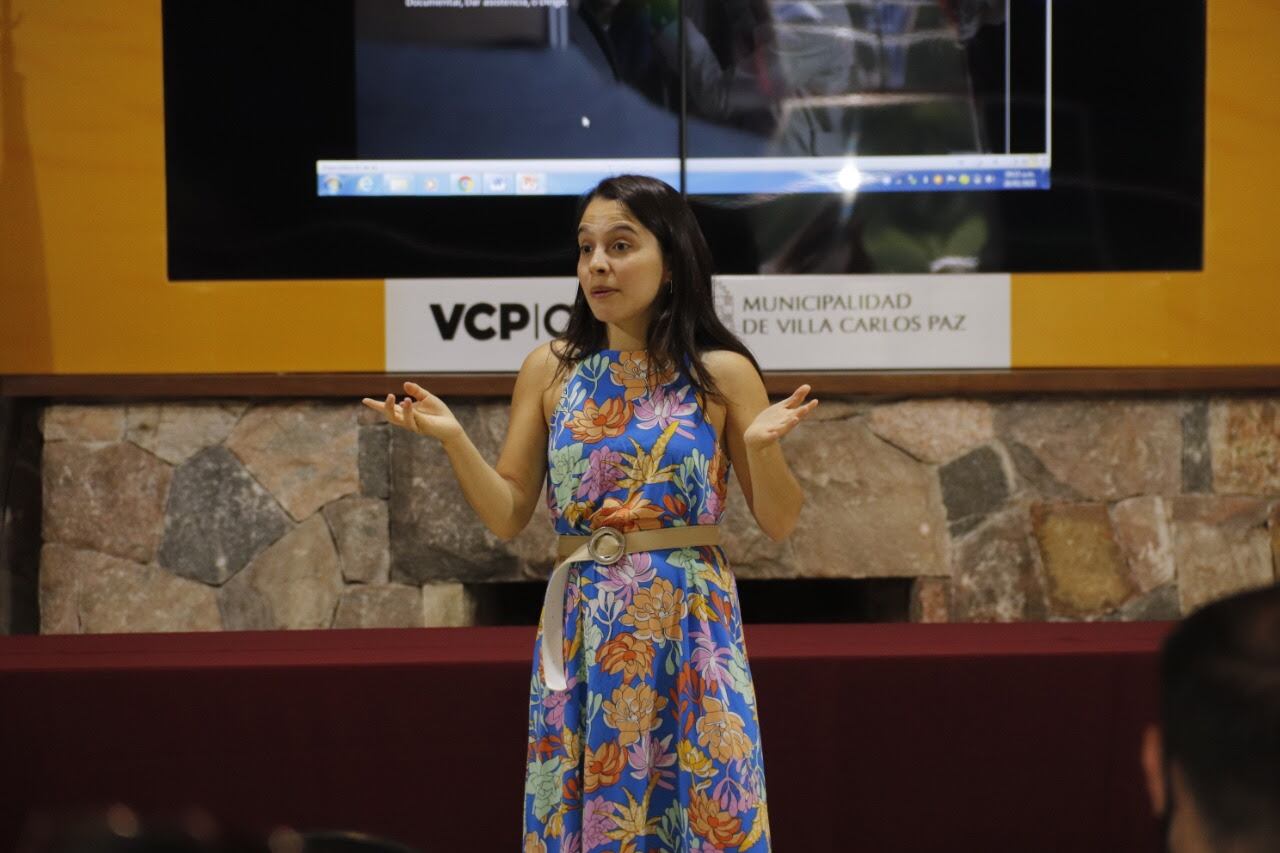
[589,287,617,298]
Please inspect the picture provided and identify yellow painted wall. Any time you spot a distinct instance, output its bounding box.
[1011,0,1280,367]
[0,1,382,374]
[0,1,1275,374]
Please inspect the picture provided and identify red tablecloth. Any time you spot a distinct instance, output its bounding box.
[0,622,1169,852]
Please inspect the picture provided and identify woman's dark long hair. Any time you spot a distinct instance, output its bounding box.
[555,174,761,402]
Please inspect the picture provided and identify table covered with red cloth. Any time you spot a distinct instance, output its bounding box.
[0,622,1169,852]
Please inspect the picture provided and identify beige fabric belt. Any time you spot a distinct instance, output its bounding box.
[539,525,721,691]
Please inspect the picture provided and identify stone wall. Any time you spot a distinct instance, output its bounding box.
[29,394,1280,634]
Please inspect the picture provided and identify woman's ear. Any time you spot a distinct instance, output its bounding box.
[1141,724,1167,816]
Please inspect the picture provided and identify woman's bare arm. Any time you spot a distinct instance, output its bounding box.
[443,343,557,539]
[362,342,557,540]
[706,350,816,541]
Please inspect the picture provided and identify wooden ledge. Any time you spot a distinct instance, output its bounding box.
[2,367,1279,399]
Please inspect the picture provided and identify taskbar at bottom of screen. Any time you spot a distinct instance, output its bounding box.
[315,167,1050,197]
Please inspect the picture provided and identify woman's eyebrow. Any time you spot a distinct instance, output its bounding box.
[577,222,640,236]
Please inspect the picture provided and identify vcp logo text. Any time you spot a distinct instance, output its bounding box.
[430,302,573,341]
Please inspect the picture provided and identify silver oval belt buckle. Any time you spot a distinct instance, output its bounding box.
[587,527,626,565]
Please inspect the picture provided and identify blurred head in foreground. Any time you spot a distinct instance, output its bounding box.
[1142,582,1280,852]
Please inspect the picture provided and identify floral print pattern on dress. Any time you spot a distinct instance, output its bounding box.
[526,349,770,852]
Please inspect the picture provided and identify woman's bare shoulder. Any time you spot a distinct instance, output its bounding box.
[524,341,574,425]
[700,349,761,392]
[521,339,570,376]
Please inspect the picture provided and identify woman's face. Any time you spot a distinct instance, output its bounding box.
[576,197,668,333]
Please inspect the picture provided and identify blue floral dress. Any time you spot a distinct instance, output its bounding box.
[524,349,771,853]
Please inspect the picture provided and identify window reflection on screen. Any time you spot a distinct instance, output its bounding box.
[326,0,1049,198]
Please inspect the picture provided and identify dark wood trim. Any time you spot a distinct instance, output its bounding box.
[3,367,1280,399]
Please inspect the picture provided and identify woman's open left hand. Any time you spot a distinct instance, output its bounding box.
[743,384,819,450]
[361,381,464,445]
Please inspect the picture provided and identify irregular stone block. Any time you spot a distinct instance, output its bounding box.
[1209,398,1280,494]
[1106,584,1181,622]
[125,402,243,465]
[40,544,220,634]
[227,402,359,521]
[158,447,291,585]
[332,584,424,629]
[219,515,343,630]
[422,582,479,627]
[867,399,994,464]
[718,485,795,578]
[323,495,390,584]
[1109,496,1175,594]
[806,400,872,423]
[939,445,1011,536]
[358,424,390,499]
[217,583,273,631]
[726,420,949,579]
[389,403,524,583]
[1173,494,1273,527]
[1172,496,1273,613]
[44,441,171,563]
[1031,503,1134,618]
[41,405,125,443]
[951,506,1046,622]
[1180,401,1211,493]
[38,544,81,634]
[1003,440,1082,501]
[998,399,1182,500]
[506,495,561,581]
[910,578,951,623]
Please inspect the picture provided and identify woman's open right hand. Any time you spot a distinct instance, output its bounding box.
[361,381,464,446]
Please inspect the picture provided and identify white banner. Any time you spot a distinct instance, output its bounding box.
[386,278,578,372]
[385,274,1009,372]
[714,274,1010,369]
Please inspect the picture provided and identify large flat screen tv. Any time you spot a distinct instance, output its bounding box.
[162,0,1203,279]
